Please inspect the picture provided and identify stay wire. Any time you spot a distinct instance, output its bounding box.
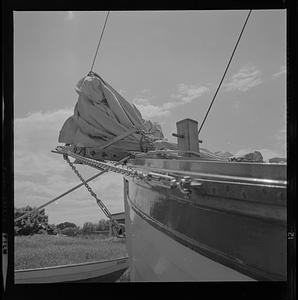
[198,10,252,136]
[89,11,110,74]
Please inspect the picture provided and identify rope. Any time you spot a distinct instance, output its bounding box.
[89,11,110,74]
[198,10,252,136]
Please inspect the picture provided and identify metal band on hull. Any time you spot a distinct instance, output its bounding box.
[124,158,287,281]
[128,159,287,185]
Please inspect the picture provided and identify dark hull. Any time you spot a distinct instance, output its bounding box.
[15,257,129,284]
[66,268,127,283]
[124,159,287,281]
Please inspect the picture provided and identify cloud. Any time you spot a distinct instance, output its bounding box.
[272,65,286,78]
[118,89,126,96]
[14,109,125,225]
[141,88,151,94]
[14,109,73,176]
[274,128,287,155]
[14,109,73,152]
[172,83,210,103]
[224,65,262,92]
[234,148,284,161]
[133,98,171,118]
[15,153,69,177]
[15,180,57,198]
[133,83,209,119]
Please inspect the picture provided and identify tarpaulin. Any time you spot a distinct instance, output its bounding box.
[59,73,163,154]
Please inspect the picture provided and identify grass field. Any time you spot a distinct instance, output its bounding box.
[14,234,128,273]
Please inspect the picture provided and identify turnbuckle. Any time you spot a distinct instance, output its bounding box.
[177,176,192,195]
[145,173,194,196]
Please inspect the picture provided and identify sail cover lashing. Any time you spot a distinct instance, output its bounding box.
[58,73,163,161]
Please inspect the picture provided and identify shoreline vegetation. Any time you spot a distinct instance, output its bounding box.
[15,234,130,282]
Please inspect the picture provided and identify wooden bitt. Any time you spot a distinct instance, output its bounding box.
[175,119,200,157]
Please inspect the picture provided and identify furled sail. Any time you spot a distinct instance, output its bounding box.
[58,72,163,161]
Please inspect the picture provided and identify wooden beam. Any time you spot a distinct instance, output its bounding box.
[175,119,199,156]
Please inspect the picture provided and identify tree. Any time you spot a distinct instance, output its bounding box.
[14,206,50,236]
[56,222,78,231]
[96,219,109,231]
[47,224,58,235]
[61,227,78,237]
[81,222,97,235]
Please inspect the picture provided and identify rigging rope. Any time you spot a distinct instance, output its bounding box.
[198,10,252,136]
[89,11,110,74]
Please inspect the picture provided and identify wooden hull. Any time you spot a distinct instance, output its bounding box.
[15,257,128,284]
[124,159,287,281]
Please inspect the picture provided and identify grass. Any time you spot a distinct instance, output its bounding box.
[14,234,128,272]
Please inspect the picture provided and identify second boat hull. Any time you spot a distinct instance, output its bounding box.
[15,257,129,284]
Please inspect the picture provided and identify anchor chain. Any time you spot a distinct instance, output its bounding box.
[62,154,121,233]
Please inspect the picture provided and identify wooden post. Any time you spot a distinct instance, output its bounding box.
[175,119,199,156]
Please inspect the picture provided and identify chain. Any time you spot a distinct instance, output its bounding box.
[56,145,192,195]
[58,146,144,178]
[62,154,120,230]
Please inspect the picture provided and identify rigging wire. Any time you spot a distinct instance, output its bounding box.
[89,11,110,74]
[198,10,252,136]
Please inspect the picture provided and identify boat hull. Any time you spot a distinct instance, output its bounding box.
[125,192,254,281]
[15,257,128,284]
[124,159,287,281]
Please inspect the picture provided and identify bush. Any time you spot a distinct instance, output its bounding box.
[56,222,77,231]
[61,227,79,237]
[47,224,58,235]
[96,219,110,231]
[14,206,50,236]
[81,222,97,235]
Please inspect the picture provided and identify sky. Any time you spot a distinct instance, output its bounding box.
[14,10,286,226]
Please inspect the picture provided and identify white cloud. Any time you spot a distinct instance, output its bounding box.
[224,65,262,92]
[133,98,171,118]
[162,101,181,110]
[118,89,126,96]
[14,109,73,151]
[172,83,210,103]
[15,180,56,198]
[14,153,68,177]
[14,109,125,225]
[141,88,151,94]
[272,65,286,78]
[274,128,287,155]
[133,98,150,106]
[133,83,209,119]
[235,148,284,161]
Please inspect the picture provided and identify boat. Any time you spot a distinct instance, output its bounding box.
[52,10,286,282]
[55,75,287,282]
[15,256,128,284]
[123,135,287,281]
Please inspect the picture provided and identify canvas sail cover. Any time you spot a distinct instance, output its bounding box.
[58,73,163,160]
